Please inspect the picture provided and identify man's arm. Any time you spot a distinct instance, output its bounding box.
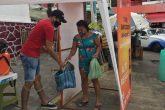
[45,40,61,65]
[43,23,62,66]
[40,46,48,53]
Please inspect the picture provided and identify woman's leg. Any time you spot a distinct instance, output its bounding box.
[92,79,101,106]
[79,69,89,102]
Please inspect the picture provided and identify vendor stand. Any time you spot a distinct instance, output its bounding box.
[0,72,18,110]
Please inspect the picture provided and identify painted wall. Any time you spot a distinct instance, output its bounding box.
[0,22,35,57]
[58,3,84,104]
[0,5,31,23]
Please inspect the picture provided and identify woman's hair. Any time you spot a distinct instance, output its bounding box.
[76,20,89,31]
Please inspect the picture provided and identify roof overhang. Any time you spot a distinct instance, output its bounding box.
[0,0,96,5]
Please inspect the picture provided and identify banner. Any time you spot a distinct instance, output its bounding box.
[117,0,132,110]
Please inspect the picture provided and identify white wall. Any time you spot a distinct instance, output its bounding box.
[58,3,84,104]
[59,3,84,49]
[0,5,31,23]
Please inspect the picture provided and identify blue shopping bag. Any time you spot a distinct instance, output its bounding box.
[54,62,76,91]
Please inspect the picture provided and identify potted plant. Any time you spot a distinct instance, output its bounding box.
[88,22,105,35]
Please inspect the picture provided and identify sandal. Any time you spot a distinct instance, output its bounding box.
[78,101,88,107]
[93,104,102,110]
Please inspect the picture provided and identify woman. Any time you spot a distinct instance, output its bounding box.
[65,20,102,110]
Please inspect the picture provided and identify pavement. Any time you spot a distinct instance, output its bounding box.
[4,51,165,110]
[5,54,59,110]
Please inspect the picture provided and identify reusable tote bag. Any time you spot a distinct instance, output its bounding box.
[88,58,103,80]
[54,62,76,91]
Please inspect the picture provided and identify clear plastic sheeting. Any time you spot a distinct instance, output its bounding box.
[110,12,150,30]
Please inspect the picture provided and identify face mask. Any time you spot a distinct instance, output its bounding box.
[79,32,85,36]
[54,21,61,28]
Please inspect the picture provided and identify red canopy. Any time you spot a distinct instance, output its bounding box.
[146,13,165,23]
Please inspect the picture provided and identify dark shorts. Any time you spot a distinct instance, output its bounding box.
[20,53,40,81]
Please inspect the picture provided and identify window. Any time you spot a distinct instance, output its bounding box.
[141,31,147,36]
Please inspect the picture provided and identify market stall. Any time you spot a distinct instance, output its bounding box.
[0,0,128,110]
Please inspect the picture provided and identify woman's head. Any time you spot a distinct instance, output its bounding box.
[76,20,89,36]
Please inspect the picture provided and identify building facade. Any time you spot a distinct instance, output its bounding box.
[131,0,165,28]
[112,0,165,28]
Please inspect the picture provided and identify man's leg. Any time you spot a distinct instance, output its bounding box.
[21,81,33,110]
[20,54,35,110]
[34,75,57,109]
[20,54,47,110]
[34,75,48,105]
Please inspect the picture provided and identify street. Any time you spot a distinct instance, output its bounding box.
[4,50,165,110]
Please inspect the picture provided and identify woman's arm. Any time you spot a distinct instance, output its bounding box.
[93,36,102,58]
[66,39,78,61]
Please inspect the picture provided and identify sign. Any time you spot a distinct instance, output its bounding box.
[97,1,126,110]
[117,0,132,110]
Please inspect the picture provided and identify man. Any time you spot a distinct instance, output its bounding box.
[20,9,67,110]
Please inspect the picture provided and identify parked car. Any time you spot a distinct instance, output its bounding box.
[157,28,165,36]
[149,28,165,36]
[140,29,165,52]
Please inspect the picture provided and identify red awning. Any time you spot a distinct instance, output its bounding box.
[112,3,165,14]
[145,13,165,23]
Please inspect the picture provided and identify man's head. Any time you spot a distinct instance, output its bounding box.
[49,9,67,28]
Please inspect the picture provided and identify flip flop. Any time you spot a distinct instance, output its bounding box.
[78,101,88,107]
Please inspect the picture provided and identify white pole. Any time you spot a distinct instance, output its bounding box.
[97,0,124,110]
[109,0,111,8]
[90,1,97,22]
